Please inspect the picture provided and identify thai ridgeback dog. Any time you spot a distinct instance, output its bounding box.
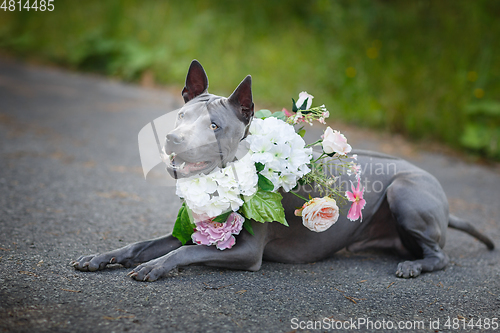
[71,60,494,281]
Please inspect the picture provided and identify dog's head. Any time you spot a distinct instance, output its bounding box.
[163,60,254,179]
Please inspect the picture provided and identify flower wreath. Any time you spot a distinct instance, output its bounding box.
[172,92,366,250]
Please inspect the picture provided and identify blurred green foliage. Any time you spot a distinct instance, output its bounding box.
[461,102,500,159]
[1,0,499,159]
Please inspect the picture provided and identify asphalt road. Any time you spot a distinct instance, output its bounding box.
[0,58,499,333]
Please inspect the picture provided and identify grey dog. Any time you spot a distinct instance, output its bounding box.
[71,60,494,281]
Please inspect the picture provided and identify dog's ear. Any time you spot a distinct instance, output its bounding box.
[182,60,209,103]
[228,75,254,124]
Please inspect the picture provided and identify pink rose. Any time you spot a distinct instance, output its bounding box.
[321,127,352,156]
[191,212,245,250]
[294,197,339,232]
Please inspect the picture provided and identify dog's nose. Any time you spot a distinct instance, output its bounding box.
[166,133,184,145]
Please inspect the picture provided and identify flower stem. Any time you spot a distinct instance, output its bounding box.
[305,139,322,148]
[289,190,309,202]
[311,152,327,163]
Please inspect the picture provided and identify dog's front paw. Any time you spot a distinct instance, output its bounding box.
[127,256,175,282]
[70,254,114,272]
[396,261,422,278]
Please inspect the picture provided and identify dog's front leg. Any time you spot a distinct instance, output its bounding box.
[128,222,268,282]
[71,235,183,271]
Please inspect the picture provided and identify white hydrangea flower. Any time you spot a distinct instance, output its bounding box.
[248,119,265,136]
[270,141,291,160]
[249,136,274,164]
[287,147,312,171]
[278,172,298,192]
[200,199,230,218]
[176,153,257,219]
[297,163,311,178]
[247,117,312,193]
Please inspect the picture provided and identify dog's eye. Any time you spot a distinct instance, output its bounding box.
[210,123,219,130]
[178,112,184,119]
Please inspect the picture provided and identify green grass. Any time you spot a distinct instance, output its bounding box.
[1,0,499,159]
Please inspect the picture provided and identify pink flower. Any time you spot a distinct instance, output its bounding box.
[321,127,352,156]
[283,108,293,117]
[345,178,366,221]
[293,111,304,124]
[294,197,339,232]
[191,212,244,250]
[347,161,361,180]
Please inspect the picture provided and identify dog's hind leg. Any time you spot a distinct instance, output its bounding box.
[386,172,450,278]
[128,222,268,282]
[71,235,184,271]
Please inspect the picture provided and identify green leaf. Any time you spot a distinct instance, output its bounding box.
[258,174,275,192]
[325,151,336,157]
[255,162,265,172]
[240,189,288,226]
[212,210,232,223]
[243,218,255,235]
[172,202,195,245]
[255,109,272,119]
[293,98,310,113]
[292,98,298,112]
[270,111,287,121]
[299,98,309,110]
[298,129,306,137]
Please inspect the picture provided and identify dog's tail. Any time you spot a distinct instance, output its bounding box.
[448,214,495,250]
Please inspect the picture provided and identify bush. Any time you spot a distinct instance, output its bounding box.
[1,0,499,159]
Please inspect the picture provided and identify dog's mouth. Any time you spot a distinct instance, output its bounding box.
[161,149,214,178]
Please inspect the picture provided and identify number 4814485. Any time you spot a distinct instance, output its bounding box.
[1,0,55,11]
[444,317,498,330]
